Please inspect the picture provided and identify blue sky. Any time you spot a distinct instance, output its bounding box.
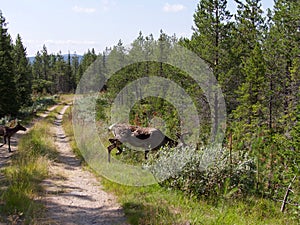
[0,0,274,56]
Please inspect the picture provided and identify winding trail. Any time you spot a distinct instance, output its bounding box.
[41,104,128,225]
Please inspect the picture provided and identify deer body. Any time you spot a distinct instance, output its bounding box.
[0,122,27,152]
[107,123,178,162]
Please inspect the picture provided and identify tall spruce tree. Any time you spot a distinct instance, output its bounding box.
[0,11,19,117]
[66,52,73,92]
[41,45,51,93]
[32,51,44,94]
[13,34,32,107]
[262,0,300,195]
[71,53,80,88]
[182,0,232,140]
[225,0,266,112]
[265,0,300,122]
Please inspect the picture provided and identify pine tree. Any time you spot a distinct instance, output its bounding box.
[182,0,232,141]
[0,11,19,116]
[71,53,80,89]
[13,34,32,107]
[32,51,44,94]
[262,1,299,177]
[264,0,300,123]
[32,46,54,94]
[40,45,51,93]
[53,52,68,93]
[233,44,267,127]
[225,0,266,112]
[66,52,73,92]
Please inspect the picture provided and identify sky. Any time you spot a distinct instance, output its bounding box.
[0,0,274,56]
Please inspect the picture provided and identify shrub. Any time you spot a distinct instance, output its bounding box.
[144,145,256,199]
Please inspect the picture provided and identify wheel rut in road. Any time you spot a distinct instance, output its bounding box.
[41,104,128,225]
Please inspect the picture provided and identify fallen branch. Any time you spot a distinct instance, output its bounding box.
[281,175,297,213]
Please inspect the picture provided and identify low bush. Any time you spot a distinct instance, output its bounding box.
[144,145,256,200]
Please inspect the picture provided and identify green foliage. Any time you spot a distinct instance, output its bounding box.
[31,46,78,95]
[144,146,255,199]
[0,11,19,116]
[13,34,32,107]
[0,120,57,223]
[17,95,57,119]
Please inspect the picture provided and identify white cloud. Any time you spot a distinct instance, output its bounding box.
[72,6,96,14]
[101,0,116,11]
[163,3,186,13]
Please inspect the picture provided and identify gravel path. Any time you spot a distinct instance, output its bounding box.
[41,104,128,225]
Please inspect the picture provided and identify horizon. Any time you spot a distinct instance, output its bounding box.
[0,0,274,57]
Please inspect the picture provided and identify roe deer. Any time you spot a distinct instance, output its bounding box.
[0,122,27,152]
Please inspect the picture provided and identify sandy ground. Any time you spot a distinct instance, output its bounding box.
[40,104,128,225]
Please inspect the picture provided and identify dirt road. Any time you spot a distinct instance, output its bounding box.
[41,105,128,225]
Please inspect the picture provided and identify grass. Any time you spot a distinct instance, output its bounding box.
[100,179,298,225]
[0,103,62,224]
[63,104,299,225]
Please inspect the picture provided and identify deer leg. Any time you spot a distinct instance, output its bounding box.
[144,149,149,160]
[109,139,123,155]
[0,136,6,148]
[8,137,11,152]
[0,137,4,147]
[116,146,123,155]
[107,144,116,163]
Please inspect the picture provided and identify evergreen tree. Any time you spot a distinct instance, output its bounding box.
[233,43,267,128]
[264,0,299,122]
[53,52,68,93]
[225,0,266,112]
[77,48,97,82]
[32,46,54,94]
[71,53,80,88]
[13,34,32,107]
[0,11,19,116]
[40,45,51,93]
[32,51,43,93]
[66,52,73,92]
[263,0,300,195]
[182,0,232,140]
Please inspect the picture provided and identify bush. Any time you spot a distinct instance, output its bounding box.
[144,145,256,199]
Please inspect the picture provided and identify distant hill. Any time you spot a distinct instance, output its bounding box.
[28,54,83,64]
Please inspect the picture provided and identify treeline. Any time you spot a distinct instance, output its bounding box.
[0,10,100,117]
[0,0,299,209]
[91,0,299,214]
[180,0,299,201]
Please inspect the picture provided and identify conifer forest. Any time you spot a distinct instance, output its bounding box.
[0,0,299,223]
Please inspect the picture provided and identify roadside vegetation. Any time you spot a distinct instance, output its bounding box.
[0,0,298,224]
[63,105,299,225]
[0,98,62,224]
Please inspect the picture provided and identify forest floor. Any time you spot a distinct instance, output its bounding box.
[0,104,128,225]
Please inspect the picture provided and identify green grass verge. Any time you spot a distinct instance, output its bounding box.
[0,106,62,224]
[63,105,299,225]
